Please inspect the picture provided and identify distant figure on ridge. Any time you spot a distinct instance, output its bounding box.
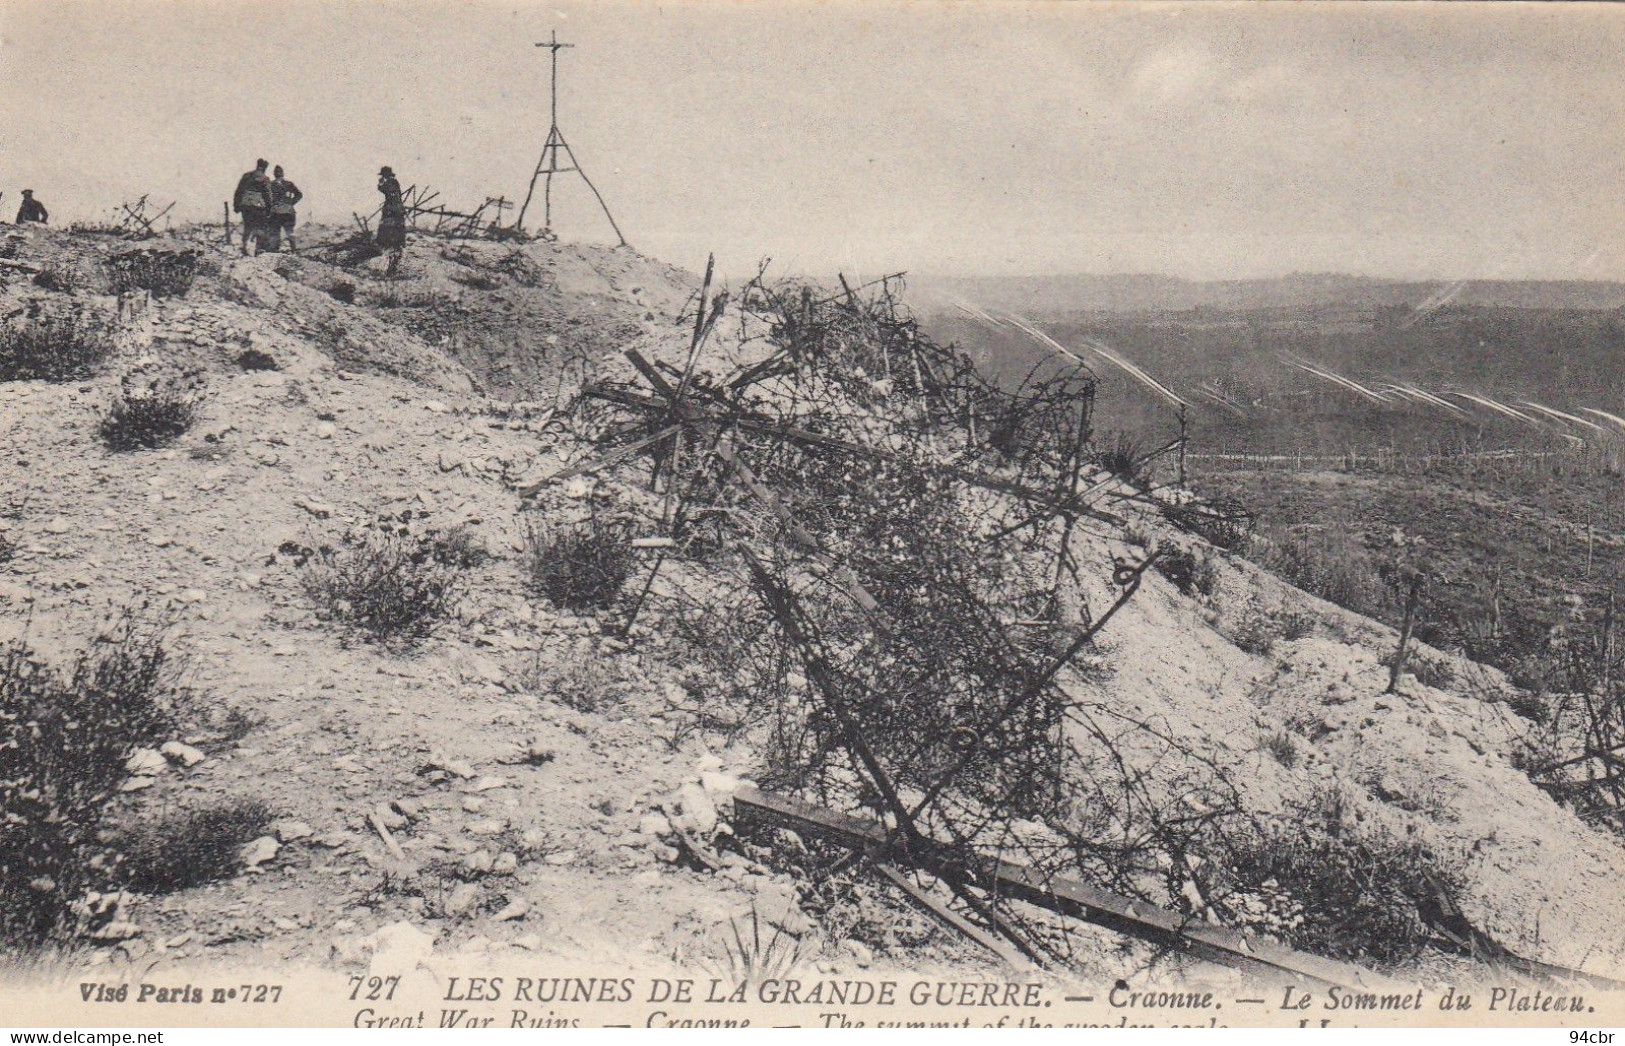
[375,165,406,276]
[232,158,272,255]
[15,190,48,225]
[268,165,303,252]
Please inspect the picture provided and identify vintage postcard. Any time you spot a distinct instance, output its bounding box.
[1,0,1623,1033]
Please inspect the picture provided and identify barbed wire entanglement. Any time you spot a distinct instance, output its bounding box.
[516,267,1276,974]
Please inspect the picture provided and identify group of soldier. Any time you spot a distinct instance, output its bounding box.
[7,160,406,272]
[233,158,407,274]
[231,159,304,255]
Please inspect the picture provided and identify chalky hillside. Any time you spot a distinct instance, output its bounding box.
[3,221,1624,995]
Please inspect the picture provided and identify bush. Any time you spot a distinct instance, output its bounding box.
[1385,647,1457,691]
[1095,430,1144,485]
[1252,525,1393,621]
[117,799,272,893]
[1277,608,1316,641]
[299,519,474,645]
[1264,730,1300,768]
[1215,790,1465,963]
[1162,495,1255,552]
[0,622,184,949]
[32,266,80,294]
[523,516,635,612]
[1231,612,1276,656]
[0,311,113,383]
[98,369,205,451]
[105,247,201,298]
[235,348,278,372]
[1155,545,1216,598]
[519,650,619,713]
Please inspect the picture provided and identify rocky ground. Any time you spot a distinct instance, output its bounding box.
[2,221,1624,988]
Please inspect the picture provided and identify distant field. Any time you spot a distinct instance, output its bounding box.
[923,295,1625,692]
[1194,457,1624,682]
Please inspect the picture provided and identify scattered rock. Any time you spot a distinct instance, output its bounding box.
[91,921,143,942]
[271,820,314,843]
[428,754,477,780]
[294,496,334,519]
[125,749,168,776]
[43,518,70,535]
[671,782,718,837]
[699,770,742,796]
[241,836,281,868]
[443,883,482,916]
[493,897,529,922]
[160,741,206,768]
[492,852,518,876]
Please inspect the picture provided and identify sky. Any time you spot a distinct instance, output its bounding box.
[0,0,1621,283]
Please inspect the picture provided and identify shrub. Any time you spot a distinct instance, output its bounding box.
[299,519,473,645]
[105,247,201,298]
[32,266,80,293]
[235,348,278,372]
[523,516,635,612]
[1251,525,1393,621]
[1231,612,1276,656]
[0,622,184,949]
[98,369,205,451]
[519,650,619,713]
[1264,730,1300,768]
[0,311,113,383]
[1095,430,1144,485]
[1162,495,1255,552]
[1155,545,1216,598]
[117,799,272,893]
[1385,647,1457,691]
[1277,608,1316,641]
[1215,790,1465,963]
[704,904,809,983]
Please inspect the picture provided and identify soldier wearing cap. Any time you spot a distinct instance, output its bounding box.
[15,190,48,224]
[267,165,303,252]
[233,159,272,255]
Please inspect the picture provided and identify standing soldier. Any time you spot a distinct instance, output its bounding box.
[268,165,303,252]
[375,166,406,277]
[232,159,271,255]
[15,190,48,224]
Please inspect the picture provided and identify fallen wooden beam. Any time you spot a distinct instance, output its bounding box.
[734,785,1373,988]
[875,863,1030,970]
[738,786,1625,992]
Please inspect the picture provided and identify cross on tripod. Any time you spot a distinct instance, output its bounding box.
[515,31,627,246]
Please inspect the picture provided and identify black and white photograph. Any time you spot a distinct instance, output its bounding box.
[1,0,1623,1033]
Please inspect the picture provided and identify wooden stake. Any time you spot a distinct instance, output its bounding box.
[1387,571,1425,694]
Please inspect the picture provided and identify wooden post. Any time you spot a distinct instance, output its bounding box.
[1387,571,1425,694]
